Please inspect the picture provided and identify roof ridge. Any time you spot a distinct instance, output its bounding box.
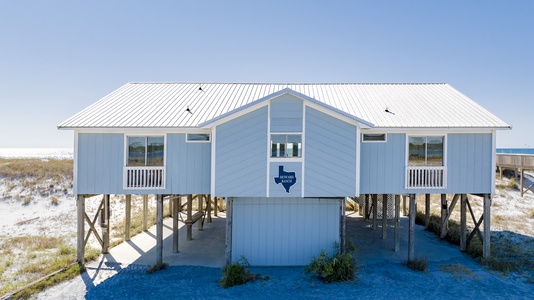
[128,82,448,85]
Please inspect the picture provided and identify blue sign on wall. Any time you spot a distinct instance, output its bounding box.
[274,165,297,193]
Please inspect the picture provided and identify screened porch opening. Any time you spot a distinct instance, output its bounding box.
[406,136,446,189]
[124,135,166,189]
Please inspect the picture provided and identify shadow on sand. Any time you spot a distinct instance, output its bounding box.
[75,214,534,299]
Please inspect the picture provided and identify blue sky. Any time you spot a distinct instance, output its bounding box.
[0,1,532,148]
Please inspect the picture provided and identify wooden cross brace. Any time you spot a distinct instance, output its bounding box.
[466,198,484,246]
[440,194,460,238]
[83,196,105,249]
[366,200,374,220]
[522,181,534,196]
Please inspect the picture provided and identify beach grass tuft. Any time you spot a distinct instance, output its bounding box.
[406,257,428,273]
[306,241,357,283]
[50,196,59,205]
[220,257,261,288]
[440,263,478,279]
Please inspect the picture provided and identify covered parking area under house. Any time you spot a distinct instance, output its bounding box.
[74,192,491,267]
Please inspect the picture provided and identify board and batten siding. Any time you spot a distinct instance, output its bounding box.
[76,132,211,195]
[77,133,124,194]
[215,106,268,197]
[166,133,210,194]
[232,197,339,266]
[270,94,303,132]
[304,107,358,197]
[447,133,492,193]
[359,133,494,194]
[360,133,406,194]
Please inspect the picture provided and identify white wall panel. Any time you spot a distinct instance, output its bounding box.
[232,197,339,266]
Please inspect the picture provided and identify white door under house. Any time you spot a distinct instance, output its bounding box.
[231,197,340,266]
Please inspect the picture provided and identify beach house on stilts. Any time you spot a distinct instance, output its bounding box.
[58,83,510,266]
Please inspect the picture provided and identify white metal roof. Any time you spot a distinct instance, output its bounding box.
[58,83,511,130]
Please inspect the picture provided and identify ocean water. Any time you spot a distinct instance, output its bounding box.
[0,148,73,159]
[497,148,534,155]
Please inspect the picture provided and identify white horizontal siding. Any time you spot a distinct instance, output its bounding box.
[304,107,357,197]
[215,107,268,197]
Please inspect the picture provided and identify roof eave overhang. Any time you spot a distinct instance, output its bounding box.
[57,126,210,133]
[362,126,512,132]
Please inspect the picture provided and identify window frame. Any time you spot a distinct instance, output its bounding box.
[186,133,211,143]
[270,133,303,159]
[124,134,167,167]
[406,134,447,167]
[362,133,387,143]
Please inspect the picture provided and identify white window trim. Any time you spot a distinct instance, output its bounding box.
[405,134,447,167]
[362,133,387,143]
[301,103,306,196]
[405,133,447,190]
[211,126,217,196]
[124,134,167,167]
[266,102,271,197]
[186,133,211,143]
[270,157,303,163]
[270,133,303,159]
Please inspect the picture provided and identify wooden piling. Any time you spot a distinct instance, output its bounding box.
[207,194,212,223]
[156,194,163,265]
[364,194,369,220]
[394,194,400,252]
[143,194,148,231]
[425,194,430,229]
[483,194,491,258]
[187,194,193,240]
[198,194,204,231]
[225,197,233,265]
[340,198,346,253]
[440,194,448,238]
[169,196,173,217]
[382,194,387,239]
[125,195,131,241]
[403,195,407,216]
[76,195,85,263]
[408,194,416,261]
[519,169,525,197]
[214,197,218,216]
[460,194,467,251]
[372,194,378,230]
[102,194,110,254]
[172,196,179,253]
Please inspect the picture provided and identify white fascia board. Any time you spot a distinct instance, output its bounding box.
[491,130,497,196]
[367,126,511,132]
[355,126,360,197]
[366,128,505,134]
[73,130,79,195]
[211,126,217,196]
[74,128,211,134]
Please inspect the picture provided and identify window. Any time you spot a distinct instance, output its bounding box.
[362,133,386,142]
[271,134,302,158]
[127,136,165,166]
[408,136,444,166]
[187,133,210,142]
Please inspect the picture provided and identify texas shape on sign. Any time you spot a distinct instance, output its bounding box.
[274,165,296,193]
